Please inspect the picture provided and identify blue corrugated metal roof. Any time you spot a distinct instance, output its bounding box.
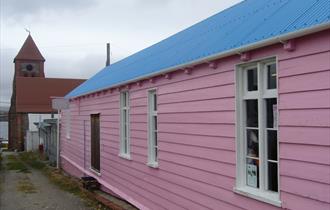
[66,0,330,98]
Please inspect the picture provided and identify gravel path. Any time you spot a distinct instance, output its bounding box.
[0,152,93,210]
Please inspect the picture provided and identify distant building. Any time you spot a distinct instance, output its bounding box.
[0,107,9,143]
[0,122,8,141]
[8,35,86,151]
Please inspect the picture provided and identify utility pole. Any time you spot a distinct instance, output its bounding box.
[106,43,110,66]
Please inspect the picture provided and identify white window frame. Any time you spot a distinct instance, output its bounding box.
[119,91,130,159]
[147,89,158,168]
[234,57,281,207]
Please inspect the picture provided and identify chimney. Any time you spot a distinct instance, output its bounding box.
[106,43,110,66]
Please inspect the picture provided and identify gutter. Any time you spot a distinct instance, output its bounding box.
[70,22,330,99]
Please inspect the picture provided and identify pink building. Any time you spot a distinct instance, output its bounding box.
[60,1,330,209]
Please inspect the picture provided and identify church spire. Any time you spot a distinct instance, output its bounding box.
[14,35,45,62]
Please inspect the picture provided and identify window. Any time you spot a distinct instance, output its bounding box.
[119,91,130,159]
[91,114,100,172]
[235,58,280,206]
[148,90,158,167]
[65,109,71,139]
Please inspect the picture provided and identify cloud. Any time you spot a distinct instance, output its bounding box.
[133,0,171,8]
[45,53,105,79]
[0,0,241,108]
[0,49,15,107]
[1,0,98,21]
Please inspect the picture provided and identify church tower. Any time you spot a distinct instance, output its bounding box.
[8,34,85,151]
[8,35,45,151]
[14,34,45,78]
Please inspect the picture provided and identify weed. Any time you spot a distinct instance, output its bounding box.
[0,153,2,171]
[42,168,104,208]
[6,160,28,172]
[19,152,45,170]
[17,176,37,193]
[1,143,8,149]
[7,154,16,160]
[0,153,2,191]
[18,168,31,173]
[18,152,110,210]
[44,169,80,194]
[5,154,30,173]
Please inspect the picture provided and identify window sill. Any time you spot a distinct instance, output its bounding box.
[147,162,159,168]
[118,153,131,160]
[234,186,281,207]
[89,167,101,176]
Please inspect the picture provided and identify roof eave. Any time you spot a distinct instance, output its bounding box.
[13,57,46,62]
[69,22,330,99]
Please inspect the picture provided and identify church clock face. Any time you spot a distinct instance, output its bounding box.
[26,64,34,71]
[21,63,39,73]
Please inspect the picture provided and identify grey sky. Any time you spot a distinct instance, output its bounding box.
[0,0,241,108]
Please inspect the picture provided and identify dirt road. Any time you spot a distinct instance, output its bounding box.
[0,152,93,210]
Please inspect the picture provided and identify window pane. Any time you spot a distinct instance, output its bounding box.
[155,131,158,148]
[246,100,258,127]
[246,158,259,188]
[247,129,259,157]
[122,92,127,107]
[155,145,158,162]
[126,92,129,107]
[153,116,157,131]
[153,94,157,111]
[122,108,128,154]
[124,123,127,138]
[267,130,277,161]
[123,109,127,124]
[124,110,127,139]
[247,68,258,91]
[268,162,278,192]
[266,98,277,128]
[267,64,277,89]
[152,131,158,162]
[124,137,127,153]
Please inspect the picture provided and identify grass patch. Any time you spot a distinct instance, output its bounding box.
[18,168,31,173]
[6,161,26,170]
[43,169,106,208]
[19,152,45,170]
[1,143,8,151]
[0,153,2,171]
[44,169,81,194]
[6,155,30,173]
[19,152,80,194]
[18,152,110,209]
[7,154,16,160]
[17,176,37,193]
[0,153,2,191]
